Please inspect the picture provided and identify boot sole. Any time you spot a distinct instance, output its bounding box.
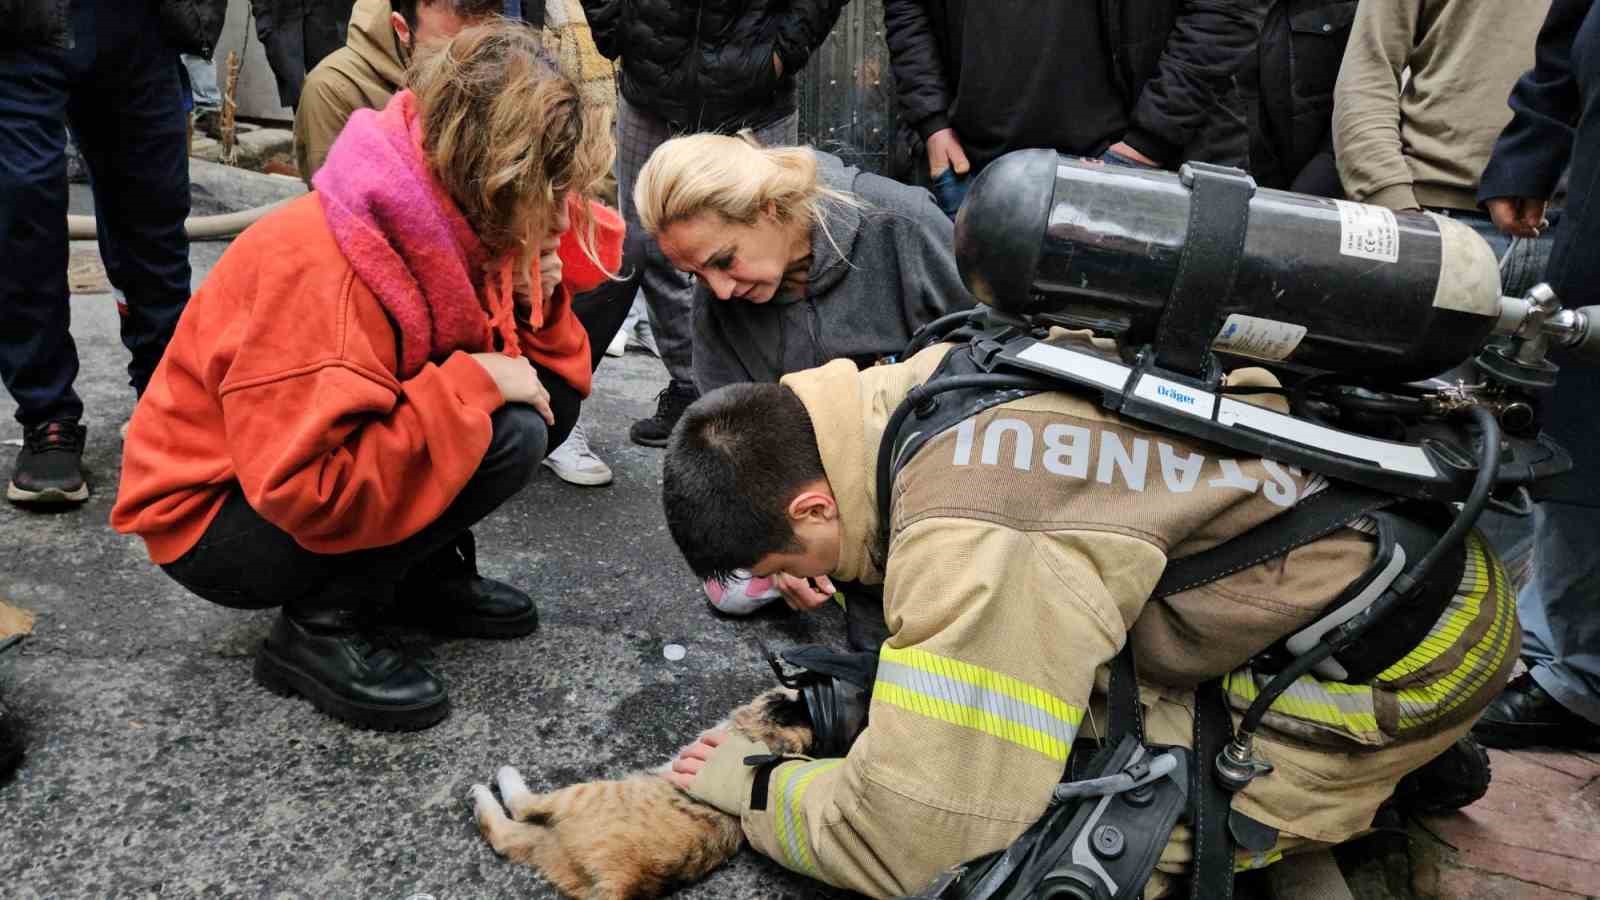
[629,433,669,448]
[253,644,450,732]
[6,480,88,505]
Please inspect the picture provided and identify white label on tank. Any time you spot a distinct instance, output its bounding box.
[1211,314,1307,361]
[1335,200,1400,263]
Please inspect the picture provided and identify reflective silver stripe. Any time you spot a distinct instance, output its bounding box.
[876,658,1079,758]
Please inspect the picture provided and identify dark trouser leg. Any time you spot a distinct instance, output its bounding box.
[613,97,695,389]
[252,1,309,109]
[572,241,643,374]
[162,404,549,611]
[0,29,80,427]
[69,2,191,399]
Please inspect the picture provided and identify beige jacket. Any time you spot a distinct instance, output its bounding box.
[293,0,618,186]
[719,339,1516,898]
[1333,0,1550,211]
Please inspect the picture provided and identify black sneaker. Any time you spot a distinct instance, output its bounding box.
[7,420,88,506]
[629,381,699,448]
[253,612,450,732]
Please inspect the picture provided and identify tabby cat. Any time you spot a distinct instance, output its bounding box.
[470,688,814,899]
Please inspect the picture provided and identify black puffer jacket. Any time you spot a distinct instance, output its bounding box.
[1238,0,1356,194]
[884,0,1269,175]
[0,0,228,58]
[582,0,848,131]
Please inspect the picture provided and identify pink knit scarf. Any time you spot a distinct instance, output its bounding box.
[312,90,522,378]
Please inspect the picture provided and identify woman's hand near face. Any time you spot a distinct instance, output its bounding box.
[468,352,555,424]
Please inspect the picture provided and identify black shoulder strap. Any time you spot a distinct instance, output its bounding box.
[1152,482,1395,600]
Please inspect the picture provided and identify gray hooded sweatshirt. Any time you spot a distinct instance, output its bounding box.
[691,151,977,393]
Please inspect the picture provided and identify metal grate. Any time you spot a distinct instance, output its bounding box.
[795,0,899,176]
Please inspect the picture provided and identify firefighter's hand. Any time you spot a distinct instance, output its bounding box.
[1487,196,1549,238]
[667,731,725,790]
[775,572,836,611]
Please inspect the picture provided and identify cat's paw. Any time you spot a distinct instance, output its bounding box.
[469,783,501,820]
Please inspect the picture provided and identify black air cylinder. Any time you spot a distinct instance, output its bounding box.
[954,150,1504,379]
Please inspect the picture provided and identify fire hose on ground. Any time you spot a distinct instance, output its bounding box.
[66,198,293,242]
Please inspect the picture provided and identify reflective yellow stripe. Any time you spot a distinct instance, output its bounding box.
[1235,849,1284,873]
[773,759,841,877]
[1394,542,1517,728]
[876,645,1083,761]
[1226,534,1516,744]
[1225,671,1379,738]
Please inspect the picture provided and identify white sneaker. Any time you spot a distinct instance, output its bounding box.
[541,422,613,486]
[605,327,628,357]
[628,318,660,357]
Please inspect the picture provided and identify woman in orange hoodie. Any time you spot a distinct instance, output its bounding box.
[111,22,624,731]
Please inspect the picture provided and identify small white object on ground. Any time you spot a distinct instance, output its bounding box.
[663,643,687,661]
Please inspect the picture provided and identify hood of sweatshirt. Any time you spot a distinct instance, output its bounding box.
[347,0,406,94]
[784,151,864,305]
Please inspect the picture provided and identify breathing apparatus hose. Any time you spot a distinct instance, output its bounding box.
[66,198,293,243]
[1235,404,1502,738]
[904,308,991,359]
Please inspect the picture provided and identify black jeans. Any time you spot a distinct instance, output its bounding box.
[251,0,349,109]
[0,0,191,426]
[162,404,549,613]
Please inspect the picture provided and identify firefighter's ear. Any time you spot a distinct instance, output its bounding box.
[786,481,837,525]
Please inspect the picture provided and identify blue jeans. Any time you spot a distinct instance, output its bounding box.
[929,168,971,220]
[1481,503,1600,726]
[1428,206,1557,298]
[0,0,192,426]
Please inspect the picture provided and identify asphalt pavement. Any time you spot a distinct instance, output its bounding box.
[0,176,851,899]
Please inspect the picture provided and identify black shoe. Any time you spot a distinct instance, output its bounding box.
[253,611,450,731]
[1474,671,1600,750]
[1390,735,1492,815]
[628,381,699,448]
[393,532,538,639]
[7,420,88,506]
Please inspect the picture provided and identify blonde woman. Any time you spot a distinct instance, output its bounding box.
[111,23,622,731]
[636,134,977,398]
[636,135,975,629]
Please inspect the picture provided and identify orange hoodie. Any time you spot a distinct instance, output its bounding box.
[111,193,617,564]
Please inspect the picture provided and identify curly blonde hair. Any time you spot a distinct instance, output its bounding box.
[409,20,614,266]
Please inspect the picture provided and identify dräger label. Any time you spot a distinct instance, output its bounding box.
[1334,199,1400,263]
[1212,313,1307,361]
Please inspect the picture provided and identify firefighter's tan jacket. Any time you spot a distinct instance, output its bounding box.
[710,338,1517,898]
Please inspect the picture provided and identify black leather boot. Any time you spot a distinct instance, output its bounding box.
[393,531,538,639]
[1474,671,1600,750]
[1389,734,1492,815]
[253,602,450,732]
